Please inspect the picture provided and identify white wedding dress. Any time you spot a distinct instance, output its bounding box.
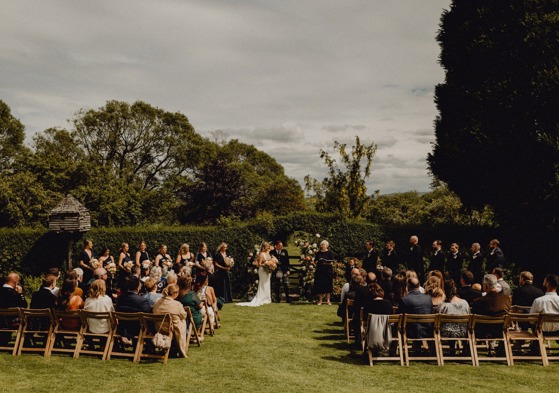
[237,252,272,307]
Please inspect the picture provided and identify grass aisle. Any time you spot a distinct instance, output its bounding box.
[2,303,559,392]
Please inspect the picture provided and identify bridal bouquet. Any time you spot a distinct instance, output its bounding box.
[123,261,134,272]
[263,257,278,273]
[225,256,235,267]
[203,258,215,274]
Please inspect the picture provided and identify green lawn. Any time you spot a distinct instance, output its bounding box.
[1,304,559,393]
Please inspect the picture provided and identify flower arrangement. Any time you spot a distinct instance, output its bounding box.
[142,260,152,270]
[90,258,102,269]
[262,257,278,273]
[161,259,173,270]
[225,256,235,267]
[203,257,214,274]
[123,261,134,272]
[295,234,322,301]
[245,244,261,300]
[106,262,117,276]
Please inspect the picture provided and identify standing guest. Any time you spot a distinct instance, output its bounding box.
[429,240,446,273]
[175,243,194,273]
[117,243,133,290]
[214,242,233,303]
[530,274,559,333]
[99,246,115,293]
[30,274,58,309]
[79,239,94,287]
[472,274,511,341]
[381,240,400,272]
[362,241,379,273]
[194,242,214,277]
[143,278,163,309]
[83,280,114,333]
[153,284,187,358]
[447,243,463,287]
[177,275,203,331]
[135,241,150,267]
[56,278,85,330]
[512,271,543,308]
[487,239,505,272]
[468,243,485,284]
[458,270,482,306]
[313,240,336,306]
[115,276,151,343]
[407,236,424,281]
[379,267,394,302]
[398,277,434,339]
[492,268,511,296]
[270,241,291,303]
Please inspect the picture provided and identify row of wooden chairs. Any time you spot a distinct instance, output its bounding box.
[0,307,206,364]
[361,312,559,367]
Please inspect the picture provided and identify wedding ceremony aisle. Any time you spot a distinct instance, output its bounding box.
[1,303,558,393]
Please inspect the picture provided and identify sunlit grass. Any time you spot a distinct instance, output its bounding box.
[1,303,559,393]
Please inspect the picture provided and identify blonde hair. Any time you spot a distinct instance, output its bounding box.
[144,278,157,292]
[180,243,189,253]
[88,279,106,298]
[216,242,227,253]
[166,272,178,285]
[162,283,179,297]
[260,241,270,252]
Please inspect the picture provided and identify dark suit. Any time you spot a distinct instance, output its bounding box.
[362,248,379,273]
[398,290,433,338]
[407,244,424,280]
[115,291,151,339]
[379,279,394,302]
[381,248,400,272]
[472,291,511,338]
[467,252,484,284]
[429,250,446,273]
[513,284,544,307]
[487,247,505,272]
[270,248,291,303]
[0,285,27,344]
[30,287,57,309]
[458,285,482,306]
[447,252,464,287]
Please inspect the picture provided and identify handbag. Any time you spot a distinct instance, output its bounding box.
[152,314,172,350]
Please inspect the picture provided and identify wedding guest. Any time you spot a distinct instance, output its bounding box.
[153,284,187,358]
[57,278,85,330]
[398,277,434,347]
[194,272,217,328]
[447,243,463,287]
[487,239,505,272]
[407,236,424,281]
[67,270,84,298]
[435,279,470,340]
[83,279,114,333]
[313,240,335,306]
[79,239,94,286]
[143,278,163,309]
[468,243,484,284]
[381,240,400,272]
[48,267,62,296]
[530,274,559,334]
[99,246,115,292]
[0,273,27,345]
[492,267,511,296]
[115,276,151,342]
[429,240,446,273]
[362,241,379,273]
[353,282,393,347]
[472,274,511,340]
[135,241,150,267]
[177,275,203,331]
[392,274,407,307]
[458,270,482,306]
[30,274,58,309]
[338,268,360,321]
[214,242,233,303]
[117,242,133,290]
[379,267,394,302]
[513,271,543,308]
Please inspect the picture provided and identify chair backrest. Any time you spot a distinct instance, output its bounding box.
[507,312,540,325]
[80,310,115,332]
[21,308,55,331]
[541,313,559,324]
[471,314,508,325]
[403,313,438,324]
[139,313,172,336]
[51,309,82,330]
[511,305,532,314]
[0,307,22,328]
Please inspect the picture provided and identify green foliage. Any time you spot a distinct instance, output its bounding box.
[0,99,29,173]
[305,136,377,218]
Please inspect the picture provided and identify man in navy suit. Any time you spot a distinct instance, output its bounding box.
[398,277,433,338]
[115,276,150,341]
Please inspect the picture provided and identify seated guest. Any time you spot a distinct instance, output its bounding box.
[194,273,217,328]
[530,274,559,334]
[48,268,62,297]
[177,275,203,330]
[338,268,360,320]
[472,283,482,292]
[406,270,425,293]
[379,267,394,302]
[30,274,58,309]
[472,274,511,339]
[115,276,151,342]
[72,268,87,296]
[56,278,85,330]
[143,278,163,309]
[427,287,446,307]
[398,277,434,338]
[513,271,544,308]
[392,274,407,307]
[435,279,470,338]
[83,279,114,333]
[153,284,187,358]
[353,283,393,347]
[492,268,511,296]
[426,270,444,285]
[0,272,28,309]
[458,270,482,306]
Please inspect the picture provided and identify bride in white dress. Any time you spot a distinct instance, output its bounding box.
[237,242,274,307]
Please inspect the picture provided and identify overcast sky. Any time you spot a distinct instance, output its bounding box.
[1,0,451,194]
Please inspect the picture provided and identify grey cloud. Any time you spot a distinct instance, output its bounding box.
[321,124,366,133]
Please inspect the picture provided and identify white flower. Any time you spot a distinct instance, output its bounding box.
[255,280,259,284]
[249,253,253,257]
[302,266,306,271]
[316,233,320,238]
[312,243,317,248]
[308,250,314,255]
[254,269,258,274]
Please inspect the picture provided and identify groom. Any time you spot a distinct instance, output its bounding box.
[270,240,291,303]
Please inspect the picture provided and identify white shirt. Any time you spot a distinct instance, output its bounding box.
[341,282,350,302]
[530,292,559,332]
[83,295,114,333]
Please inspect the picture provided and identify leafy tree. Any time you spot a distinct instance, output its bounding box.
[0,100,29,172]
[428,1,559,271]
[305,136,376,218]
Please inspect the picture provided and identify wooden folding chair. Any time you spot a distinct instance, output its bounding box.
[539,313,559,362]
[506,313,547,366]
[0,308,23,356]
[17,308,55,357]
[137,313,173,364]
[107,312,143,362]
[470,314,511,366]
[436,314,475,366]
[48,309,82,357]
[75,311,114,360]
[401,314,441,366]
[344,299,354,344]
[185,307,201,349]
[204,302,215,337]
[364,313,404,367]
